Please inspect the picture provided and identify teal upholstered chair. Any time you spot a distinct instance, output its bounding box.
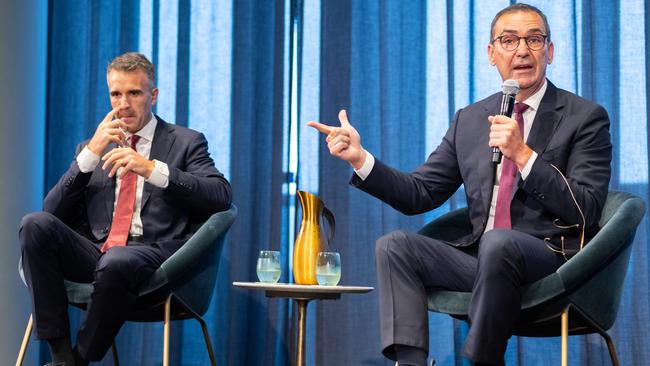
[422,191,644,366]
[16,205,237,366]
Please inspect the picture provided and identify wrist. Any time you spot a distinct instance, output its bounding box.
[144,160,155,179]
[514,146,533,170]
[350,149,367,170]
[86,141,101,156]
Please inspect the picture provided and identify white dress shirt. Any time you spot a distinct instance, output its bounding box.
[76,114,170,236]
[354,79,549,232]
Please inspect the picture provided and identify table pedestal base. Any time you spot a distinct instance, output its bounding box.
[296,299,309,366]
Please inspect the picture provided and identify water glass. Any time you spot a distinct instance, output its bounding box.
[256,250,281,283]
[316,251,341,286]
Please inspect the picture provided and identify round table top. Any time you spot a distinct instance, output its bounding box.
[233,282,374,300]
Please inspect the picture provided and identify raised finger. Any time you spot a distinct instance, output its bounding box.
[307,121,334,135]
[338,109,350,126]
[102,107,121,124]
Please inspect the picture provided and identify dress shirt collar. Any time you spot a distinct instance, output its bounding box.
[519,78,547,112]
[126,113,157,143]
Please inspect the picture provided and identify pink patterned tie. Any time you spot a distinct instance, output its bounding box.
[101,135,141,252]
[493,103,529,229]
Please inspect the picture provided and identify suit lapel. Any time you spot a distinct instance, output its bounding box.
[527,82,563,154]
[478,96,501,216]
[141,117,175,209]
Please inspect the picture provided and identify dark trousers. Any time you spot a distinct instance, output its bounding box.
[19,212,169,361]
[375,228,566,365]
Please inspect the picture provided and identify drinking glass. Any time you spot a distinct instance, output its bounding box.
[316,251,341,286]
[256,250,281,283]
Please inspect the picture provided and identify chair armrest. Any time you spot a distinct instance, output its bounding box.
[418,207,471,241]
[556,197,644,290]
[138,205,237,295]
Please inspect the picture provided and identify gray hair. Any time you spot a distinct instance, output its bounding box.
[490,3,551,43]
[107,52,155,88]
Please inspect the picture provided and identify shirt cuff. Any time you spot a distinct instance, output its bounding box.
[76,146,100,173]
[145,160,170,188]
[354,151,375,181]
[519,151,538,180]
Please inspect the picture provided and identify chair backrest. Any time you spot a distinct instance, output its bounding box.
[553,191,645,330]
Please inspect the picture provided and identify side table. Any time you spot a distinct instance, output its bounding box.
[233,282,373,366]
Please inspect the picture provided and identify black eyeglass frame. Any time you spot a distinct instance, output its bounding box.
[491,34,549,51]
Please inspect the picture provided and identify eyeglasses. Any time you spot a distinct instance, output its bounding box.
[492,34,548,51]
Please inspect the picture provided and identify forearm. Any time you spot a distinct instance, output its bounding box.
[165,167,232,215]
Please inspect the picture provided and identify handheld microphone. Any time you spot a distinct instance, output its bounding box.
[492,79,520,164]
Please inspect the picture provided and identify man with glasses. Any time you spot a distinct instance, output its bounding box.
[309,3,611,366]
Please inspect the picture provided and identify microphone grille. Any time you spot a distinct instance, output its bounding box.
[502,79,520,95]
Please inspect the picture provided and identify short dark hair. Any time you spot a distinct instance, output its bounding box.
[107,52,155,88]
[490,3,551,43]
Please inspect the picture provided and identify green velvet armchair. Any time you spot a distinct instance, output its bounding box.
[16,205,237,366]
[421,191,644,366]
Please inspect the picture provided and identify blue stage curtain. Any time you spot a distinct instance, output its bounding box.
[40,0,649,365]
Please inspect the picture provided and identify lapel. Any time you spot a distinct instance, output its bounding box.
[477,95,502,217]
[526,81,564,154]
[141,117,175,209]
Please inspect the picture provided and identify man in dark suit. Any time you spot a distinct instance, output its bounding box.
[20,52,232,365]
[308,4,611,366]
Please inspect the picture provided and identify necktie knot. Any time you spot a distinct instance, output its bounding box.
[514,102,529,115]
[130,135,141,149]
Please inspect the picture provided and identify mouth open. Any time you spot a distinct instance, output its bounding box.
[513,65,533,71]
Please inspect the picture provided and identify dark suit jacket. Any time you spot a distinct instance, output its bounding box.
[352,81,612,255]
[43,117,232,255]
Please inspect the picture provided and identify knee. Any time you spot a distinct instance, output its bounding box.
[19,212,57,252]
[478,229,522,268]
[375,230,411,264]
[95,248,137,283]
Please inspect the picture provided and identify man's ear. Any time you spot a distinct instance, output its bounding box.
[151,87,159,106]
[547,41,554,65]
[487,43,496,65]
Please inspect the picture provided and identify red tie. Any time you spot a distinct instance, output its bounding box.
[101,135,141,252]
[493,103,529,229]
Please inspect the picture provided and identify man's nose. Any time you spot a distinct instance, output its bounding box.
[118,96,130,108]
[515,38,530,56]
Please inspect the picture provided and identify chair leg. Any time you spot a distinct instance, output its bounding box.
[15,314,33,366]
[163,295,172,366]
[600,329,620,366]
[569,304,621,366]
[112,341,120,366]
[195,316,217,366]
[561,306,569,366]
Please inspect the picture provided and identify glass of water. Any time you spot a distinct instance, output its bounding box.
[316,251,341,286]
[256,250,281,283]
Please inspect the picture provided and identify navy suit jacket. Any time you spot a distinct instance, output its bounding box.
[43,117,232,255]
[352,81,612,255]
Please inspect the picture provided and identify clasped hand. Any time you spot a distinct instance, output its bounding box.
[307,109,367,170]
[488,114,532,169]
[87,108,154,179]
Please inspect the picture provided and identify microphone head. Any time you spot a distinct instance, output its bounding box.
[502,79,520,96]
